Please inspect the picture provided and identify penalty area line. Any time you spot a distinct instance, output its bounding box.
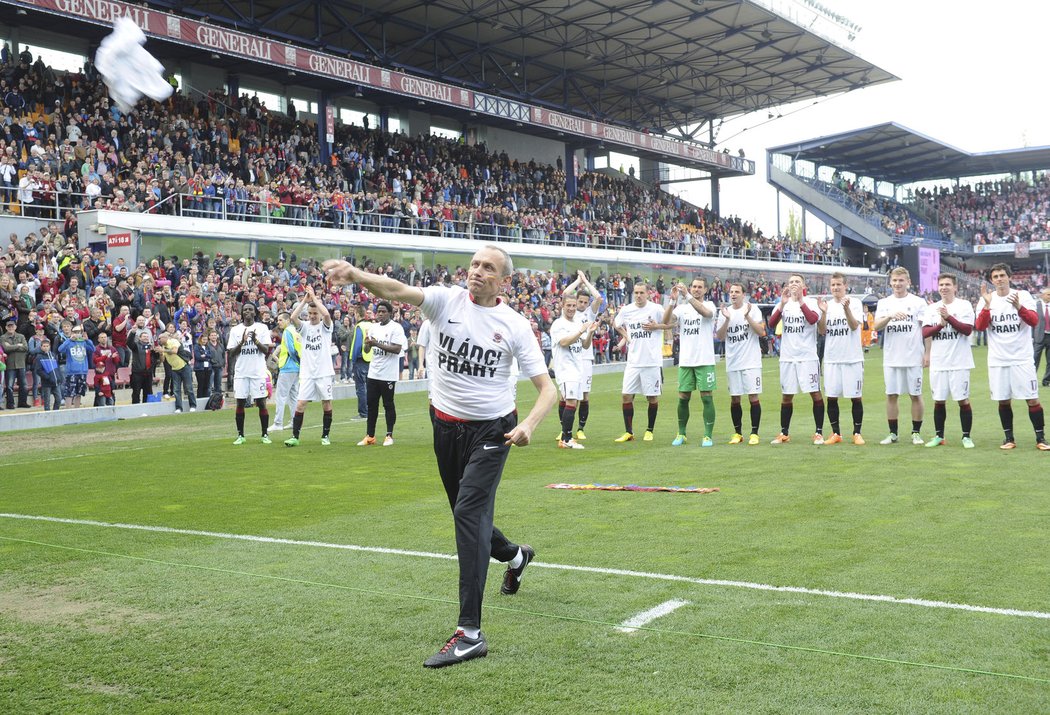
[0,513,1048,621]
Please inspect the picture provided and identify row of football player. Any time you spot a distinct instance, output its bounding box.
[546,264,1050,451]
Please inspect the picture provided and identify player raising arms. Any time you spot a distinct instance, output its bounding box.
[550,295,598,449]
[873,267,928,445]
[613,281,666,442]
[283,285,335,447]
[663,278,717,447]
[767,273,826,445]
[715,282,765,445]
[975,263,1049,450]
[324,246,556,668]
[564,270,606,440]
[817,272,866,445]
[227,302,273,445]
[921,274,976,448]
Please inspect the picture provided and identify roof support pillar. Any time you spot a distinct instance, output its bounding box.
[710,176,720,215]
[317,90,331,165]
[564,145,577,198]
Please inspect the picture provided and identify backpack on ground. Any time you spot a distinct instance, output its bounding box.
[205,392,224,411]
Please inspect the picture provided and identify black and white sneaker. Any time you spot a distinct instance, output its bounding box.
[423,630,487,668]
[500,544,535,595]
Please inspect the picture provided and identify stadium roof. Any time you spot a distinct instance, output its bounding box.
[767,122,1050,185]
[138,0,896,137]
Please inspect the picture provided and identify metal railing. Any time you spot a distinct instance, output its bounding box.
[0,188,845,265]
[791,175,960,250]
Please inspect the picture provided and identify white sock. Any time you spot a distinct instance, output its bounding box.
[457,626,481,639]
[508,548,524,569]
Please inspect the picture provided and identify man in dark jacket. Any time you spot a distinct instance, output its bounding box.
[0,319,28,408]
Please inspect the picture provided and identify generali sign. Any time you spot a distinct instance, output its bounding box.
[19,0,753,175]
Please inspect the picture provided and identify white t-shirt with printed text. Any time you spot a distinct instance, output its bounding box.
[420,285,546,420]
[777,297,820,363]
[298,320,335,379]
[822,298,865,365]
[614,301,665,367]
[924,299,975,371]
[875,294,926,368]
[367,319,407,382]
[984,291,1037,367]
[550,316,585,383]
[575,304,598,362]
[716,305,763,371]
[673,300,716,367]
[227,322,272,379]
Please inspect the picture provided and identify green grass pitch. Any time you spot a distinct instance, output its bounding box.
[0,348,1048,713]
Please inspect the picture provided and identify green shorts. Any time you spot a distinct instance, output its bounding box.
[678,365,716,393]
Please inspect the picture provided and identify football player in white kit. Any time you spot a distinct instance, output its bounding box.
[613,281,665,442]
[227,302,273,444]
[767,273,826,445]
[359,300,407,446]
[564,270,605,440]
[283,285,335,447]
[921,274,976,448]
[873,267,928,445]
[817,272,866,445]
[663,278,717,447]
[974,263,1049,450]
[550,295,597,449]
[715,282,766,445]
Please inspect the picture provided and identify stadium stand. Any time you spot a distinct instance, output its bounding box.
[1,54,841,265]
[912,176,1050,246]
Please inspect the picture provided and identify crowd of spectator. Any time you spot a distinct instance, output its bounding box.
[0,215,871,410]
[829,172,930,239]
[0,45,844,264]
[913,176,1050,246]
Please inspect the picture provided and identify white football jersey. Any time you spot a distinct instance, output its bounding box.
[924,299,975,371]
[716,304,762,371]
[822,298,864,365]
[367,320,407,382]
[298,320,335,379]
[614,301,665,367]
[673,300,716,367]
[777,297,820,363]
[420,286,546,420]
[575,304,599,362]
[227,322,272,379]
[984,290,1037,367]
[550,316,584,382]
[875,294,926,368]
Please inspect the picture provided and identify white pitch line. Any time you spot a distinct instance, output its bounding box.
[0,411,428,467]
[1,513,1048,621]
[616,599,690,633]
[0,446,148,468]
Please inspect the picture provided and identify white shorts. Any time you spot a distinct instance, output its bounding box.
[884,366,923,396]
[727,368,762,397]
[930,370,971,402]
[299,375,335,402]
[580,360,594,394]
[622,365,662,397]
[234,376,268,400]
[824,362,864,399]
[559,380,583,401]
[780,360,821,395]
[988,364,1039,401]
